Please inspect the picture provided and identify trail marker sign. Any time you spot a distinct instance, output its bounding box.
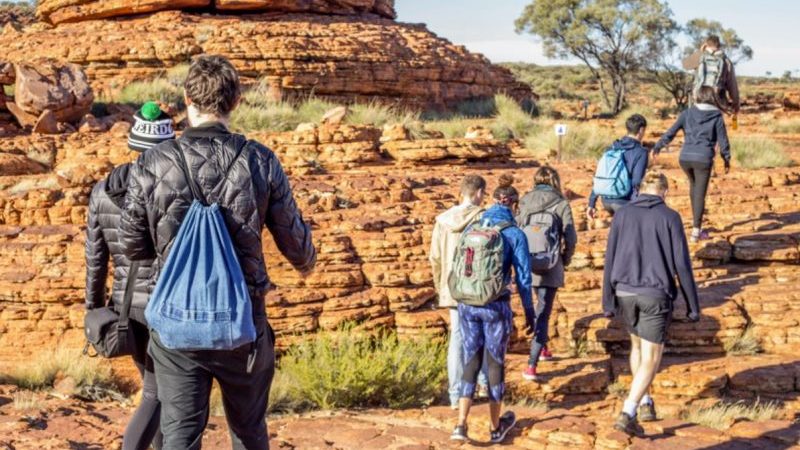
[554,124,567,161]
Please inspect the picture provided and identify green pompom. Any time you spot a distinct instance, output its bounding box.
[140,101,162,121]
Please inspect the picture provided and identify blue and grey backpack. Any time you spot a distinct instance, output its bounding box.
[592,143,631,199]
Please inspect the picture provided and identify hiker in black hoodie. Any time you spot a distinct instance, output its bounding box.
[652,86,732,242]
[602,171,700,436]
[85,102,174,450]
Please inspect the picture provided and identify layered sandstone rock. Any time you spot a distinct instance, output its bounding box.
[0,10,532,110]
[2,59,93,131]
[37,0,396,25]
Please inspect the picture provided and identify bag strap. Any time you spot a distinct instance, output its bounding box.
[117,261,139,331]
[174,141,207,205]
[174,138,248,206]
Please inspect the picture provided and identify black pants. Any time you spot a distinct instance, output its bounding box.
[148,318,276,450]
[680,160,713,228]
[125,320,163,450]
[601,198,627,215]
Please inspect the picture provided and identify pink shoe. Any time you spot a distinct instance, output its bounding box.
[540,346,554,361]
[522,366,540,382]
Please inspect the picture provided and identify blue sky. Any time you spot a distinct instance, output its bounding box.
[396,0,800,77]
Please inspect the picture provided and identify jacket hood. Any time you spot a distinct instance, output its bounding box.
[521,185,563,212]
[105,163,131,208]
[615,136,644,151]
[481,204,516,226]
[631,194,665,209]
[435,204,483,232]
[688,105,722,125]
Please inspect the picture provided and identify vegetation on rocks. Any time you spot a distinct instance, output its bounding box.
[731,137,793,169]
[278,327,446,410]
[724,327,762,356]
[683,400,782,430]
[1,348,113,390]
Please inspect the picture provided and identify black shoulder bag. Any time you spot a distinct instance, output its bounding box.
[83,262,140,358]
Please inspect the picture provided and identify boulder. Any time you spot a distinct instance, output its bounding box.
[783,91,800,111]
[11,59,93,127]
[321,106,348,126]
[32,109,59,135]
[0,60,13,85]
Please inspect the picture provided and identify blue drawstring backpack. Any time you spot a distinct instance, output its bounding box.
[145,142,256,351]
[592,143,632,199]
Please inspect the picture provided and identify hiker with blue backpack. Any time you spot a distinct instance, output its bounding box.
[587,114,650,220]
[516,167,577,382]
[448,174,533,444]
[84,102,174,450]
[652,86,732,243]
[119,56,316,450]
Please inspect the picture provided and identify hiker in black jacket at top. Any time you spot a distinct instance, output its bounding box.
[602,171,700,437]
[652,86,731,242]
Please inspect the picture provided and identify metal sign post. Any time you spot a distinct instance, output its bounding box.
[554,124,567,161]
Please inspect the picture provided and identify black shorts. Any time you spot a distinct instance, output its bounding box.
[617,295,672,344]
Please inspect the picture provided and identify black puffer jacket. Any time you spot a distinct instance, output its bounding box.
[119,122,316,319]
[85,163,155,324]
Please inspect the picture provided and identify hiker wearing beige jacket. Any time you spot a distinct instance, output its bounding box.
[429,175,488,408]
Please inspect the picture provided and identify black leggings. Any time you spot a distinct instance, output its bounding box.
[680,160,712,228]
[124,321,163,450]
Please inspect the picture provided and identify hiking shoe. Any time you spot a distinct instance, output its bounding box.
[522,365,540,382]
[614,412,644,436]
[450,424,468,441]
[638,402,657,422]
[476,385,489,400]
[690,229,710,243]
[490,411,517,443]
[540,346,555,361]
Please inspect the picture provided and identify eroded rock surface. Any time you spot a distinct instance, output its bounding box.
[0,10,531,110]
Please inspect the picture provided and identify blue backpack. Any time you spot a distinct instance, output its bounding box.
[592,144,631,199]
[144,142,256,351]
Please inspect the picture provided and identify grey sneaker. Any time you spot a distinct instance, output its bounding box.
[490,411,517,443]
[614,412,644,436]
[638,402,657,422]
[450,424,468,441]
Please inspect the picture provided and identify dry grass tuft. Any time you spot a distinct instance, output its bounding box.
[724,327,762,356]
[1,348,113,390]
[683,399,782,430]
[731,137,793,169]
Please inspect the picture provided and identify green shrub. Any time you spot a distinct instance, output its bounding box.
[732,137,793,169]
[768,118,800,134]
[683,400,781,430]
[3,84,13,96]
[116,78,183,106]
[231,101,299,132]
[296,97,340,123]
[523,122,615,160]
[279,327,447,410]
[493,93,536,139]
[2,348,113,390]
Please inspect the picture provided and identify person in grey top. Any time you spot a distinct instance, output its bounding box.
[516,167,577,382]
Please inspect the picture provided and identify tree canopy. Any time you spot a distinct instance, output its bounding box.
[515,0,674,114]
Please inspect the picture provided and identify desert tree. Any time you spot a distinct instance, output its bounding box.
[685,19,753,64]
[515,0,674,115]
[646,18,753,109]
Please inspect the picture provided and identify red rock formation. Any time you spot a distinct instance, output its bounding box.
[0,5,532,110]
[36,0,396,25]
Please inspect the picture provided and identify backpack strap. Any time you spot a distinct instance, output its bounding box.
[493,221,513,231]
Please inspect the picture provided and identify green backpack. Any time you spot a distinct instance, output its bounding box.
[448,221,511,307]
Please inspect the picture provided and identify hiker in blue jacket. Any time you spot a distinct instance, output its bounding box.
[602,171,700,436]
[587,114,650,219]
[451,174,533,444]
[652,86,732,242]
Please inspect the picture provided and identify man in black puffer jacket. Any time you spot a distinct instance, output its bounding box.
[119,56,316,450]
